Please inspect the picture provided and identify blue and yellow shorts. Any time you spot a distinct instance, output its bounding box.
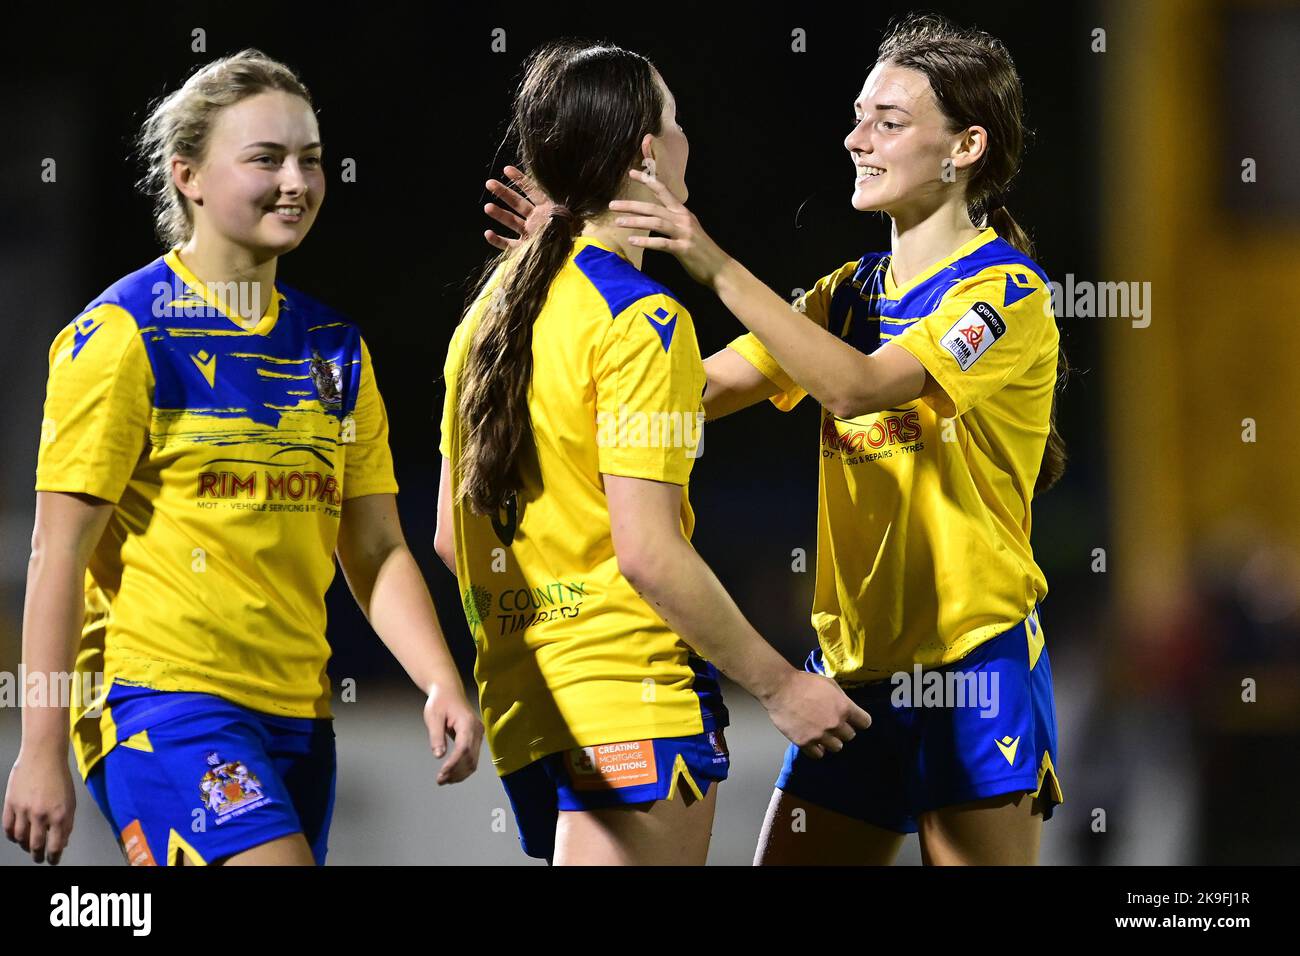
[84,684,336,866]
[499,662,730,862]
[500,728,731,863]
[777,607,1064,833]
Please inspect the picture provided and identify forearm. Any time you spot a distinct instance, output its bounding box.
[19,550,85,753]
[702,348,779,421]
[348,545,463,696]
[712,258,881,416]
[627,537,792,702]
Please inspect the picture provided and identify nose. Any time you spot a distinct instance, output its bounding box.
[844,118,868,155]
[278,159,308,197]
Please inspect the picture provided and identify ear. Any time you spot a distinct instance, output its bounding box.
[639,132,657,166]
[951,125,989,171]
[171,155,202,205]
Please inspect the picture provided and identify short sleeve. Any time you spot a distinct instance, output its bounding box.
[890,267,1054,417]
[342,337,400,499]
[35,304,152,504]
[726,259,857,412]
[594,292,706,485]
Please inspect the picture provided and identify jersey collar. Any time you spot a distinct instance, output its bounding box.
[884,227,998,299]
[572,235,634,263]
[163,248,284,336]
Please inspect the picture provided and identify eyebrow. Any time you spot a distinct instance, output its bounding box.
[853,102,913,116]
[243,141,323,151]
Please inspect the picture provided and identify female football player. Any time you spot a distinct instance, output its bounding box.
[3,49,482,867]
[439,40,866,866]
[608,14,1066,865]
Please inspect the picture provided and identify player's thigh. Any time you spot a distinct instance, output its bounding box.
[917,790,1042,865]
[210,832,316,866]
[553,783,718,866]
[755,787,905,866]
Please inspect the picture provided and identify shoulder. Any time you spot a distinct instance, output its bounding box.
[947,238,1052,310]
[570,243,686,321]
[48,302,143,375]
[921,243,1057,375]
[50,257,175,364]
[73,256,175,331]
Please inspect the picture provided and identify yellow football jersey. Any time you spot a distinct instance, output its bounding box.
[440,236,725,776]
[36,250,398,777]
[729,228,1057,682]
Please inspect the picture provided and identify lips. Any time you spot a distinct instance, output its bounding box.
[267,204,304,221]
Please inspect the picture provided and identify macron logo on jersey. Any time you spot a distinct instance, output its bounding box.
[644,307,678,351]
[940,301,1006,371]
[190,350,217,388]
[70,315,104,360]
[1003,272,1038,307]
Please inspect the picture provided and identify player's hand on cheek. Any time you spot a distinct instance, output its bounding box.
[610,168,731,288]
[484,164,556,251]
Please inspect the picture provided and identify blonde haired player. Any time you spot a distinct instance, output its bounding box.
[3,50,482,867]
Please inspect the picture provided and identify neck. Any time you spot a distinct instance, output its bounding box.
[175,232,279,322]
[887,197,984,287]
[580,215,648,270]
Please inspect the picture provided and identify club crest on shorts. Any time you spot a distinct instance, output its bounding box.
[940,301,1006,371]
[199,751,271,824]
[310,350,343,409]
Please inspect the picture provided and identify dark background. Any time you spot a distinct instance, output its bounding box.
[3,1,1292,865]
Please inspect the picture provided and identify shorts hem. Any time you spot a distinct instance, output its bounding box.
[555,771,724,812]
[915,774,1062,818]
[773,782,915,835]
[199,826,307,866]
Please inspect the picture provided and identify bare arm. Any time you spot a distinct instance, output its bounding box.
[703,347,780,421]
[434,456,456,575]
[605,474,869,754]
[4,491,115,864]
[710,260,946,418]
[336,492,482,784]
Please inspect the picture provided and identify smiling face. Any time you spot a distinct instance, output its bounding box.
[845,60,979,217]
[175,90,325,257]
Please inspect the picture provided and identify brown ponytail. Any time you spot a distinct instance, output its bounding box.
[455,41,665,516]
[878,14,1067,494]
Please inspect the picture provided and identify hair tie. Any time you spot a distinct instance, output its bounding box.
[549,205,575,221]
[984,190,1008,213]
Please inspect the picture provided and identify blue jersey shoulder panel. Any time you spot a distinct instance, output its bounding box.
[573,244,680,319]
[79,260,365,428]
